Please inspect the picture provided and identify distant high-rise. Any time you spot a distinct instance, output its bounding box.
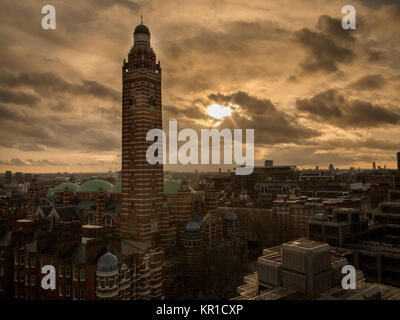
[15,172,23,183]
[372,161,376,171]
[5,170,11,184]
[397,152,400,171]
[265,160,273,168]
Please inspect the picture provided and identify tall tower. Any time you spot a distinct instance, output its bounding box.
[121,22,163,242]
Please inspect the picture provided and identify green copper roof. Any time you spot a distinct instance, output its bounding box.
[47,182,79,199]
[164,179,181,195]
[53,182,80,192]
[78,179,113,193]
[110,181,121,194]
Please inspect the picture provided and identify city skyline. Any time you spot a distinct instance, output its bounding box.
[1,0,400,173]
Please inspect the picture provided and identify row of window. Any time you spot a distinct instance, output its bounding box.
[97,269,131,289]
[14,272,35,285]
[124,81,159,89]
[58,265,85,281]
[13,265,86,282]
[59,286,85,300]
[14,255,36,267]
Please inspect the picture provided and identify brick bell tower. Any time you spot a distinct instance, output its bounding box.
[120,20,163,242]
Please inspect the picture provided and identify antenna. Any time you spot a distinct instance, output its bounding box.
[141,14,143,24]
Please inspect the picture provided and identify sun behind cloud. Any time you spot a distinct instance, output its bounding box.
[206,103,235,120]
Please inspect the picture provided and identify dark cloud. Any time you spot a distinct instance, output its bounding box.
[0,102,120,153]
[164,104,206,120]
[293,13,358,74]
[0,158,66,167]
[294,27,355,74]
[349,74,386,90]
[92,0,140,11]
[0,88,40,105]
[160,20,292,93]
[296,89,400,128]
[0,158,27,166]
[360,0,400,9]
[0,103,26,122]
[319,138,400,151]
[209,91,320,145]
[0,72,120,101]
[17,143,46,152]
[366,49,385,62]
[316,15,356,43]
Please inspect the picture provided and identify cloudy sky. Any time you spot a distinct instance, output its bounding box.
[0,0,399,173]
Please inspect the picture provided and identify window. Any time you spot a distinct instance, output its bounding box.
[73,268,77,281]
[59,285,63,297]
[59,265,64,278]
[65,266,70,278]
[0,266,4,276]
[0,250,4,261]
[20,271,24,282]
[20,255,24,265]
[106,277,109,288]
[30,257,36,268]
[66,286,71,297]
[73,288,78,300]
[85,214,95,225]
[80,289,85,300]
[14,255,18,265]
[102,215,114,227]
[80,269,85,282]
[31,274,35,286]
[14,272,18,282]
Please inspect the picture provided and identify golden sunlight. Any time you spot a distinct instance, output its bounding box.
[206,103,233,120]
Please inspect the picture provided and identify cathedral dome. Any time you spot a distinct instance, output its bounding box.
[54,182,80,192]
[134,24,150,34]
[185,221,200,232]
[164,178,181,195]
[78,179,113,193]
[109,181,121,194]
[97,252,118,272]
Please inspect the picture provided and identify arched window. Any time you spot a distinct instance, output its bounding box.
[84,214,95,225]
[102,216,114,227]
